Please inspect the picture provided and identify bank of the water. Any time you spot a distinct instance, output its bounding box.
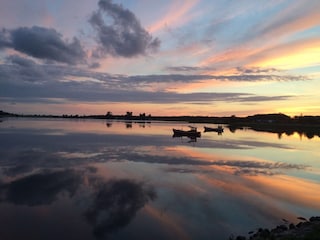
[230,216,320,240]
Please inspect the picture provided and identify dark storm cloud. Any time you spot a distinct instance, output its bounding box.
[0,26,85,64]
[89,0,160,57]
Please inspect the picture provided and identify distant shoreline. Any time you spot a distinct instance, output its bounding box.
[2,110,319,138]
[1,110,320,124]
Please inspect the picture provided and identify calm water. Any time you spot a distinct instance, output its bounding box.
[0,118,319,240]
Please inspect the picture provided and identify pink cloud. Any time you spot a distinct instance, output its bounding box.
[147,0,199,33]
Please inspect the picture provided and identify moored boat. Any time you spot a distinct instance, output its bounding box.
[172,126,201,138]
[204,126,224,133]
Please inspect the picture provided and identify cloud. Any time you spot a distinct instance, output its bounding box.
[0,163,156,238]
[0,28,11,49]
[213,160,306,171]
[229,160,307,176]
[0,26,85,64]
[0,55,309,85]
[6,54,36,67]
[200,1,320,71]
[88,62,101,69]
[89,0,160,57]
[0,83,294,104]
[234,168,276,176]
[236,67,280,74]
[85,178,156,238]
[253,1,320,42]
[236,95,291,102]
[246,37,320,69]
[166,65,214,72]
[2,55,52,82]
[119,151,307,176]
[127,73,309,83]
[95,147,307,177]
[147,0,198,33]
[0,56,306,106]
[0,170,81,206]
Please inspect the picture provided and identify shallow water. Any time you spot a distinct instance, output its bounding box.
[0,118,319,240]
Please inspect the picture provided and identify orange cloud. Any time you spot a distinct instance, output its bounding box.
[250,37,320,69]
[197,173,320,221]
[201,2,320,71]
[201,36,320,72]
[248,175,320,209]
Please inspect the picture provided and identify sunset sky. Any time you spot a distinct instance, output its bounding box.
[0,0,319,116]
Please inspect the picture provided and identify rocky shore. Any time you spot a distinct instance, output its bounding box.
[230,216,320,240]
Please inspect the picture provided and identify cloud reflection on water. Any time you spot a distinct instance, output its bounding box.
[85,178,156,238]
[0,167,156,239]
[0,119,319,239]
[0,169,81,206]
[0,136,307,179]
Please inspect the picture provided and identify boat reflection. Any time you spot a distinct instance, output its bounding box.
[173,133,199,143]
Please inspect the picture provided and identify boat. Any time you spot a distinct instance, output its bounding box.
[204,126,224,133]
[172,126,201,138]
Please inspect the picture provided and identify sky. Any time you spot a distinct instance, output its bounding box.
[0,0,319,117]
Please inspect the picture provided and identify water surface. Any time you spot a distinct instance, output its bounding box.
[0,118,319,239]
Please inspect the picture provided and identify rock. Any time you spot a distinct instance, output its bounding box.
[310,216,320,222]
[236,236,246,240]
[297,216,307,221]
[278,224,288,231]
[296,222,303,228]
[289,223,295,229]
[272,224,288,233]
[259,229,270,238]
[230,216,320,240]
